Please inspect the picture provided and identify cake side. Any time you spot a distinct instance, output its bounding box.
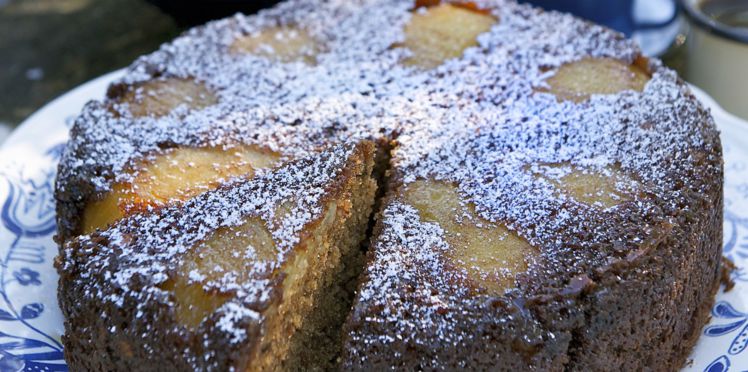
[564,103,723,369]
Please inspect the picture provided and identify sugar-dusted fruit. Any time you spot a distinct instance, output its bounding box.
[118,78,217,117]
[81,145,279,234]
[534,163,635,208]
[161,217,277,329]
[404,180,535,295]
[401,3,496,69]
[231,27,319,64]
[543,57,650,102]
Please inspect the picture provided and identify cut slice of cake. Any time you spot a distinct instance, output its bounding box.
[56,141,377,371]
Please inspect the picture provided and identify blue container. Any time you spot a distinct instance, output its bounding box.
[519,0,678,35]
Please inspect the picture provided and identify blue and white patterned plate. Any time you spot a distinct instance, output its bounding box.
[0,71,746,372]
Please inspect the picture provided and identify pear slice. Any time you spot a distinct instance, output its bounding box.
[401,3,496,69]
[231,26,319,64]
[535,163,635,208]
[160,216,277,329]
[81,145,279,234]
[543,57,650,102]
[404,180,535,295]
[118,78,217,117]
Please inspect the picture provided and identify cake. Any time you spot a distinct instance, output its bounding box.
[54,0,724,370]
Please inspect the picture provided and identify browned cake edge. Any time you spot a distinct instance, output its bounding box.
[565,133,724,370]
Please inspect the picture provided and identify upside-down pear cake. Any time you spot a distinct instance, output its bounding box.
[54,0,723,370]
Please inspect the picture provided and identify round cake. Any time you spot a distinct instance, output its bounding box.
[54,0,724,370]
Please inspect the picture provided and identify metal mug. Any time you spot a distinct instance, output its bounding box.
[681,0,748,120]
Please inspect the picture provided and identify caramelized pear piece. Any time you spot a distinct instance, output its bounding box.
[404,180,535,295]
[536,163,634,208]
[161,217,277,329]
[402,3,496,68]
[231,26,319,64]
[544,57,650,102]
[81,145,279,234]
[119,78,217,117]
[81,184,127,236]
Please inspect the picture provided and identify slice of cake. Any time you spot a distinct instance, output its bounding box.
[342,83,723,369]
[56,141,377,371]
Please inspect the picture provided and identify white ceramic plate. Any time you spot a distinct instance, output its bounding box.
[0,71,746,371]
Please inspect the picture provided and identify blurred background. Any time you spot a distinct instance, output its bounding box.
[0,0,177,139]
[0,0,746,144]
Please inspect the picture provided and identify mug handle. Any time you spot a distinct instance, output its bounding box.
[633,0,680,31]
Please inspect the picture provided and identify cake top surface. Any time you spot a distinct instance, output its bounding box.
[58,0,647,194]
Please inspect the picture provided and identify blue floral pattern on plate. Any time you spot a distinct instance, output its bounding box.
[0,145,67,371]
[0,74,746,371]
[695,131,748,371]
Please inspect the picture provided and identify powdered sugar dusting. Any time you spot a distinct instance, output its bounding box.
[216,303,261,344]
